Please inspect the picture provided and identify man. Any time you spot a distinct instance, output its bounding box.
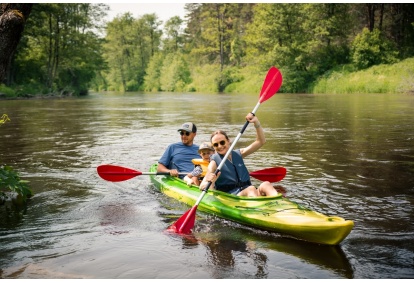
[157,122,200,178]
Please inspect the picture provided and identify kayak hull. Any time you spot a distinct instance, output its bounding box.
[149,164,354,245]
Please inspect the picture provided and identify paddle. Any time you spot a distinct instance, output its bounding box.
[97,164,286,183]
[249,166,286,182]
[97,164,189,182]
[170,66,283,234]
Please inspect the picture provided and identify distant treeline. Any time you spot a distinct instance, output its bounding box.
[3,3,414,96]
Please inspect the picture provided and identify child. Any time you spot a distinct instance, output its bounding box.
[184,142,215,186]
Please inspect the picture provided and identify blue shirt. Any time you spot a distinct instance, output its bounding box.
[158,142,200,177]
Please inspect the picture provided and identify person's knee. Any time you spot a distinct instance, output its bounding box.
[259,182,278,196]
[238,186,258,197]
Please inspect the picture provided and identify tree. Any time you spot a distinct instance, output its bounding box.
[351,27,399,69]
[245,3,353,92]
[0,3,33,84]
[12,3,108,95]
[163,16,184,53]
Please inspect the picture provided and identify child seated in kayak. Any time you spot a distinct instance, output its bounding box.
[184,142,215,186]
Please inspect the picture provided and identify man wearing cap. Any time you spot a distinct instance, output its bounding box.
[157,122,200,179]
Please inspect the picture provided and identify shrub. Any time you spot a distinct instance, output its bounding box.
[351,28,399,70]
[0,165,32,206]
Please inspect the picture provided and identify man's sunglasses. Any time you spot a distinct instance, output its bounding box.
[179,131,191,136]
[213,140,226,148]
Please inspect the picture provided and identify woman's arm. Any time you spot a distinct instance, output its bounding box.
[240,113,266,158]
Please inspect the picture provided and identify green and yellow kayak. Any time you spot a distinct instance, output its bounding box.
[149,164,354,245]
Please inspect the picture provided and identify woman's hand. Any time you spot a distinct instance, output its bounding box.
[200,171,221,191]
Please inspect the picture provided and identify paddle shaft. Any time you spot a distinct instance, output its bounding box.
[177,104,261,232]
[101,171,190,176]
[97,164,285,182]
[173,66,283,233]
[191,103,260,207]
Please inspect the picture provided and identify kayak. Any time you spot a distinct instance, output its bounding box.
[148,164,354,245]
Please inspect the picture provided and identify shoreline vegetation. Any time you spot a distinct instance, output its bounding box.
[2,4,413,99]
[1,57,413,99]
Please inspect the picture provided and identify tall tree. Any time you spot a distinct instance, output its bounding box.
[104,12,136,91]
[0,3,33,84]
[12,3,108,95]
[163,16,184,53]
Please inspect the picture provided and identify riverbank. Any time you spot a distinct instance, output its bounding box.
[0,88,78,100]
[2,57,413,99]
[234,58,413,95]
[310,57,414,94]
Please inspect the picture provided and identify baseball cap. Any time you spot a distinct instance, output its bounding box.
[178,122,197,133]
[198,142,214,153]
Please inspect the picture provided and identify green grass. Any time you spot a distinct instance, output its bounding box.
[312,57,414,94]
[0,84,16,97]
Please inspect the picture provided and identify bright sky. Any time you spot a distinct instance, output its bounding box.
[105,3,187,23]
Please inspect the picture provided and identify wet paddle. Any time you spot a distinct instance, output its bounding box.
[96,164,188,182]
[170,66,283,234]
[97,164,286,183]
[249,166,286,182]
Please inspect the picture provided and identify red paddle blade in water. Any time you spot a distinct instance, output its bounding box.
[249,167,287,182]
[97,164,141,182]
[259,66,283,103]
[168,205,198,234]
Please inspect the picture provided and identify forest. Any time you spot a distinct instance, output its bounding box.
[1,3,413,97]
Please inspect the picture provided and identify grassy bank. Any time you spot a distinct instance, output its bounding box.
[187,58,414,95]
[3,58,413,98]
[187,65,271,94]
[310,57,414,94]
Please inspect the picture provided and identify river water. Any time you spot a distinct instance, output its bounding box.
[0,92,413,279]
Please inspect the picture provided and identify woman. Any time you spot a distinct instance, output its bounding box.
[199,113,278,197]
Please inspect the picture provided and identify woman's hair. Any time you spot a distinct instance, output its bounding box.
[210,130,230,141]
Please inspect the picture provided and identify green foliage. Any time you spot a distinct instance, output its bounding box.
[0,85,16,97]
[186,64,221,93]
[12,3,108,96]
[8,3,414,95]
[144,53,164,91]
[311,58,414,94]
[351,28,399,70]
[163,16,185,53]
[102,12,162,92]
[0,114,11,125]
[222,66,264,94]
[216,67,243,92]
[0,165,32,205]
[160,52,192,92]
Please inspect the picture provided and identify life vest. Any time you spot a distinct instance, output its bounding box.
[210,150,251,192]
[191,158,209,177]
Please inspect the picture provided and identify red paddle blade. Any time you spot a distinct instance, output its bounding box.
[259,66,283,103]
[249,167,287,182]
[168,205,198,234]
[97,164,142,182]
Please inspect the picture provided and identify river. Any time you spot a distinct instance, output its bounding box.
[0,92,413,279]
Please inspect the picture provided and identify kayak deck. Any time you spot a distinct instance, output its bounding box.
[149,164,354,245]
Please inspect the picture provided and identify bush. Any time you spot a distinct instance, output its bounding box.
[351,28,399,70]
[0,165,32,206]
[0,84,17,98]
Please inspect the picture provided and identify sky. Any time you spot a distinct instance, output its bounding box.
[105,3,187,23]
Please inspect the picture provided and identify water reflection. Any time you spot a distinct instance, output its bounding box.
[203,237,268,279]
[166,213,354,279]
